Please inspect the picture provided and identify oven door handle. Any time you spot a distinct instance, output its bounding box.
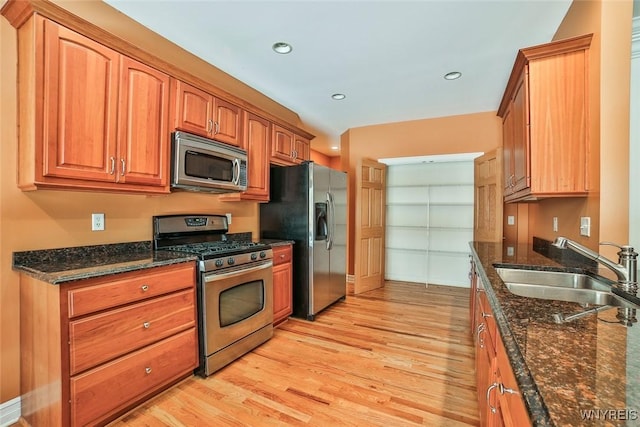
[203,260,272,283]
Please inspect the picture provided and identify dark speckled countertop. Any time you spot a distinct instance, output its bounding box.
[470,240,640,427]
[12,241,197,284]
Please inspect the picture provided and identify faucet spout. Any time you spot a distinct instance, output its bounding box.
[552,237,638,295]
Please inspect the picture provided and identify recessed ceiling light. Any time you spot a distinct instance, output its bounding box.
[444,71,462,80]
[331,146,339,150]
[272,42,292,54]
[331,93,346,100]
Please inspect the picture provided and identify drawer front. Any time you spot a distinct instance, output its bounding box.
[71,328,197,427]
[67,263,195,318]
[69,289,196,375]
[272,245,292,266]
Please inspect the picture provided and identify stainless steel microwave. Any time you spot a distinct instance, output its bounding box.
[171,131,247,193]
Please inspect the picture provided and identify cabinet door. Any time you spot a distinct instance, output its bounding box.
[511,71,529,194]
[294,134,310,163]
[502,106,515,194]
[272,245,293,325]
[213,98,243,147]
[271,124,295,164]
[244,113,270,200]
[43,20,119,182]
[172,80,214,137]
[117,57,170,187]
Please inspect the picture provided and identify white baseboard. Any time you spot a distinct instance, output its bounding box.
[0,397,21,427]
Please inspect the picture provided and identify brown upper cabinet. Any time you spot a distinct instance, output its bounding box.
[171,80,243,147]
[219,112,271,202]
[498,34,592,203]
[271,124,310,165]
[16,17,171,193]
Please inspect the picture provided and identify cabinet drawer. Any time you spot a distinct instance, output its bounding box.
[272,245,292,266]
[67,263,195,318]
[69,289,196,375]
[71,328,197,427]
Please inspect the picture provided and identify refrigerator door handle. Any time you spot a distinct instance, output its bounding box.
[327,192,335,250]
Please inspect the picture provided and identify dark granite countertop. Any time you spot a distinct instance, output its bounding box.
[470,240,640,427]
[259,238,295,247]
[12,241,197,284]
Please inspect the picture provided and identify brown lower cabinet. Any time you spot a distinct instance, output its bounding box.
[470,260,531,427]
[272,244,293,326]
[20,262,198,427]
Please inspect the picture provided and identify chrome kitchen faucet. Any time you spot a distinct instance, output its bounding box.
[552,237,638,296]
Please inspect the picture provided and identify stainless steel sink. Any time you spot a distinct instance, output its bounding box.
[494,267,637,308]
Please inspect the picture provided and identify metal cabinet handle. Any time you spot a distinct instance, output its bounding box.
[498,383,519,396]
[109,157,115,175]
[476,323,486,348]
[145,367,152,375]
[214,121,220,135]
[141,285,149,292]
[207,119,214,133]
[486,382,499,413]
[120,158,125,176]
[482,311,492,318]
[143,322,150,329]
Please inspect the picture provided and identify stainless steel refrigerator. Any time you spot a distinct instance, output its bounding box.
[260,162,347,320]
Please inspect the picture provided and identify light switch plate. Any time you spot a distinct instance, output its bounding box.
[507,215,515,226]
[580,216,591,237]
[553,217,558,232]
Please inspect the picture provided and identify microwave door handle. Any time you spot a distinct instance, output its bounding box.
[232,159,240,185]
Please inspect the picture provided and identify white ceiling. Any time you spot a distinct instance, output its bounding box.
[105,0,573,154]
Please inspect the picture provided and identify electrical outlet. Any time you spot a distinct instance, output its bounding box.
[580,216,591,237]
[225,213,232,225]
[92,213,105,231]
[507,215,515,226]
[552,217,558,232]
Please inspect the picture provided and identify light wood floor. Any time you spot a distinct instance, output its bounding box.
[110,282,479,426]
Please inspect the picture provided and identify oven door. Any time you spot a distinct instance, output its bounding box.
[202,259,273,359]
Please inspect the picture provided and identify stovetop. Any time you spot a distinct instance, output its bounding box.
[152,214,272,270]
[161,241,270,259]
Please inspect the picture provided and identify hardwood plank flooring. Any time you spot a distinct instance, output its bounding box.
[110,282,479,426]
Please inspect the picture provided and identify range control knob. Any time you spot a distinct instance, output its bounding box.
[215,259,224,268]
[227,257,235,266]
[251,253,258,261]
[259,251,266,259]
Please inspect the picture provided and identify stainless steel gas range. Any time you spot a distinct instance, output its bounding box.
[153,214,273,377]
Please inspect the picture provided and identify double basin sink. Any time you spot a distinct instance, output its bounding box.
[494,266,639,322]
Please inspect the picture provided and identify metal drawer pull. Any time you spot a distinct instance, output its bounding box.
[141,285,149,292]
[486,382,499,413]
[145,367,152,375]
[109,157,115,175]
[120,158,125,176]
[143,322,150,329]
[498,383,519,396]
[476,323,485,348]
[482,311,492,318]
